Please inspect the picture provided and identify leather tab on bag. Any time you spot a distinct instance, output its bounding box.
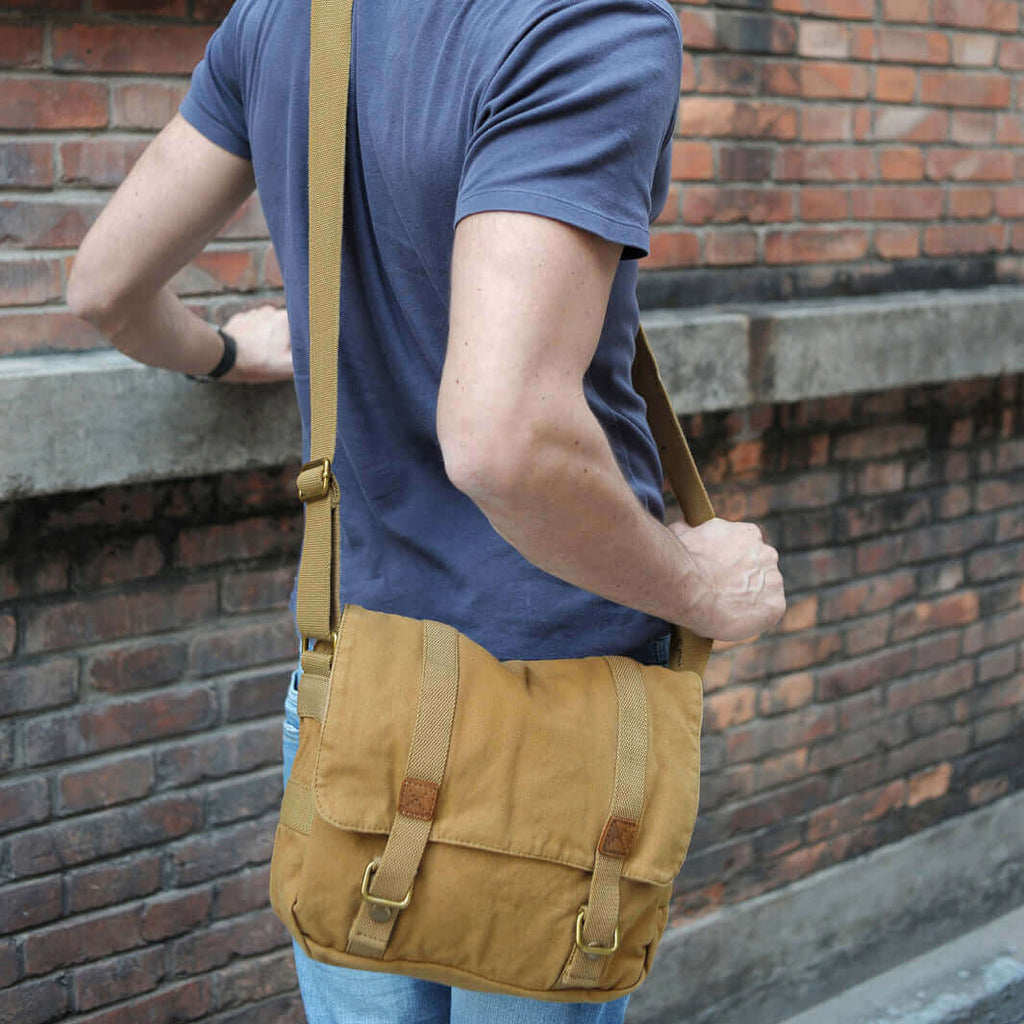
[398,777,439,821]
[599,816,638,859]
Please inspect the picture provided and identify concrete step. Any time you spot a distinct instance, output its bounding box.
[778,905,1024,1024]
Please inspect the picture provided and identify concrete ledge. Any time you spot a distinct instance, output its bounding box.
[4,285,1024,500]
[626,791,1024,1024]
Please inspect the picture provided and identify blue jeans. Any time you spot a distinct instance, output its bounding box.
[281,633,670,1024]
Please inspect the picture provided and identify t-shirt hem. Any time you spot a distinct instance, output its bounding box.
[454,188,650,261]
[179,94,252,161]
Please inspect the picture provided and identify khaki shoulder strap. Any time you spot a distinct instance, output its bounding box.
[300,0,715,671]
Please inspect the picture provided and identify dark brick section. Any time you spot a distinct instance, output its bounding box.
[670,372,1024,923]
[0,463,302,1019]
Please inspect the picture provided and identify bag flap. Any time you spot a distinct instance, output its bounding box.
[313,605,703,886]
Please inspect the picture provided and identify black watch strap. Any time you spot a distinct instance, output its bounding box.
[186,327,238,382]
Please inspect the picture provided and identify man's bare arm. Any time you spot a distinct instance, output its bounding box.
[437,211,785,641]
[67,113,291,383]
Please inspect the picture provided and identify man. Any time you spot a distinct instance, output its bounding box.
[68,0,785,1019]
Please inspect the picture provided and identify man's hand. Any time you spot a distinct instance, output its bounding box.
[220,305,293,384]
[668,518,786,642]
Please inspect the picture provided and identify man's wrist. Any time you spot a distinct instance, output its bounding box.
[186,326,238,382]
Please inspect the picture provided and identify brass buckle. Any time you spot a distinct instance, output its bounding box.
[301,630,339,658]
[360,859,413,923]
[575,905,619,959]
[297,457,331,502]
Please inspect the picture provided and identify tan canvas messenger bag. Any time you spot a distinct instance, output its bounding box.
[269,0,717,1002]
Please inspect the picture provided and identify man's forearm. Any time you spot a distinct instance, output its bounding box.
[448,394,708,629]
[72,283,225,377]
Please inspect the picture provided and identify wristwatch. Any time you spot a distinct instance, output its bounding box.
[186,326,238,382]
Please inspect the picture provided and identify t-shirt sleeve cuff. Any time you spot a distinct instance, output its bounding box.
[454,188,650,261]
[179,94,252,161]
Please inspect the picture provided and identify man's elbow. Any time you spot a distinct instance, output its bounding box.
[66,255,115,330]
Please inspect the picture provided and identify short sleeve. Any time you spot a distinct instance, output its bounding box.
[179,4,251,160]
[454,0,682,261]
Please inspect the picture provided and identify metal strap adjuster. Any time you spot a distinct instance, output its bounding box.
[297,457,331,502]
[575,905,619,959]
[360,859,413,923]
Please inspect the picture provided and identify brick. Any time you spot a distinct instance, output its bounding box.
[888,660,975,710]
[212,864,273,921]
[67,853,162,913]
[974,674,1024,714]
[75,947,166,1012]
[111,81,189,129]
[728,777,828,833]
[156,720,280,788]
[683,186,793,225]
[74,535,165,589]
[891,591,980,641]
[933,0,1017,33]
[705,230,757,266]
[223,666,291,722]
[800,186,849,220]
[704,686,759,731]
[837,689,885,731]
[678,98,798,140]
[93,0,187,12]
[838,492,931,540]
[952,33,999,67]
[968,777,1010,806]
[995,186,1024,218]
[765,227,868,264]
[169,909,288,978]
[801,105,854,141]
[0,309,107,358]
[221,566,294,615]
[24,687,216,766]
[806,780,906,841]
[999,38,1024,70]
[950,187,995,218]
[0,256,63,306]
[879,147,924,180]
[0,875,62,935]
[672,141,714,180]
[1,196,106,251]
[950,110,996,144]
[855,461,905,494]
[59,752,155,814]
[798,20,850,59]
[141,888,212,942]
[59,137,150,188]
[921,71,1012,108]
[0,978,68,1024]
[0,657,78,715]
[776,147,875,181]
[22,581,217,654]
[770,631,843,674]
[1,614,15,658]
[968,541,1024,581]
[0,22,45,67]
[913,631,963,672]
[809,717,906,771]
[0,938,18,988]
[887,726,970,775]
[2,78,108,130]
[874,66,918,103]
[779,595,817,633]
[769,705,838,752]
[0,140,53,188]
[213,949,296,1011]
[716,11,797,55]
[873,106,949,142]
[697,56,758,96]
[24,905,143,976]
[718,146,774,182]
[925,223,1007,256]
[884,0,930,21]
[759,672,814,715]
[817,645,915,700]
[781,546,854,590]
[926,149,1013,181]
[53,23,212,74]
[8,795,201,878]
[766,842,830,887]
[845,612,891,655]
[976,478,1024,511]
[189,616,296,677]
[83,639,188,695]
[71,977,212,1024]
[756,748,810,792]
[0,775,49,834]
[175,518,300,568]
[834,423,927,460]
[173,248,263,296]
[204,769,282,827]
[977,644,1016,682]
[217,192,270,240]
[677,837,754,889]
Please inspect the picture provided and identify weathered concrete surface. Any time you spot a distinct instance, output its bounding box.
[4,285,1024,499]
[0,350,301,500]
[626,791,1024,1024]
[778,905,1024,1024]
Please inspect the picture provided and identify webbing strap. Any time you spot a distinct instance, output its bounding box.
[346,621,461,958]
[632,327,716,673]
[280,778,315,835]
[296,0,350,641]
[557,656,649,988]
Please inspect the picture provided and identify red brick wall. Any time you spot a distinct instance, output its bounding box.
[2,378,1022,1019]
[3,0,1024,352]
[1,0,279,359]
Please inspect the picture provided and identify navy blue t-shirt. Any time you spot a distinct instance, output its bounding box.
[180,0,683,660]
